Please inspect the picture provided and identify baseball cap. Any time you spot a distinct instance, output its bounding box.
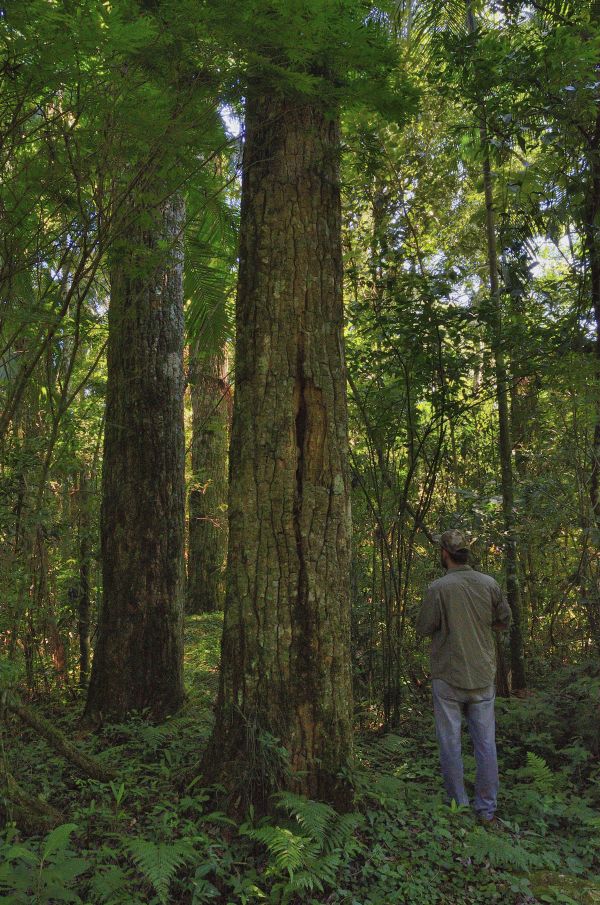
[434,529,470,556]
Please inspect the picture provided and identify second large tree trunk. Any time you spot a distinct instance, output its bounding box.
[202,89,354,811]
[84,195,186,722]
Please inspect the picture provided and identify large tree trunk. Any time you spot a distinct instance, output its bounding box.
[202,88,354,812]
[84,195,186,722]
[186,348,229,614]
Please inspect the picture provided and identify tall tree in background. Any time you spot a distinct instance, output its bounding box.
[187,347,230,614]
[81,0,232,719]
[185,150,238,616]
[84,193,187,720]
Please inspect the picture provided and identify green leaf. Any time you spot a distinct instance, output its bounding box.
[42,824,78,862]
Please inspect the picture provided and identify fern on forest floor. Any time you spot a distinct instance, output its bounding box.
[2,620,600,905]
[127,837,195,904]
[239,792,365,903]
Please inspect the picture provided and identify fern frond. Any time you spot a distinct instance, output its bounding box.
[352,767,407,806]
[355,732,408,771]
[127,838,194,905]
[519,751,555,794]
[243,793,360,900]
[87,865,131,904]
[373,733,406,754]
[281,846,346,896]
[247,825,318,877]
[327,812,364,855]
[466,827,540,871]
[273,792,336,843]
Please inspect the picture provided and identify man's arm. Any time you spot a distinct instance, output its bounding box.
[416,587,441,638]
[492,583,512,632]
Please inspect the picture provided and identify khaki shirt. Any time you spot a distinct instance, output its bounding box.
[416,565,512,689]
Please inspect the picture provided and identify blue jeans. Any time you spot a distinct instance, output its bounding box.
[432,678,499,820]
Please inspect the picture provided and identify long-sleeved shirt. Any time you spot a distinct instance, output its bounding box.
[415,565,512,689]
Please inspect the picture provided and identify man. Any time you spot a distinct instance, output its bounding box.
[416,529,512,825]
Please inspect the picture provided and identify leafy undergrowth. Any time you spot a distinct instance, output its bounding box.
[1,617,599,905]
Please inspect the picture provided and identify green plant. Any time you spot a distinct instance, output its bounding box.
[126,837,195,905]
[86,863,136,905]
[109,781,126,811]
[240,793,364,904]
[0,823,88,904]
[518,752,557,795]
[465,826,542,871]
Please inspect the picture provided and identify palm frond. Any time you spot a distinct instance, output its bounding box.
[410,0,477,43]
[184,181,238,357]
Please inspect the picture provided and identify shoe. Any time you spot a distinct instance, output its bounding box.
[477,814,503,831]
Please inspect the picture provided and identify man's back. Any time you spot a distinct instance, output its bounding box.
[417,532,512,823]
[416,565,511,689]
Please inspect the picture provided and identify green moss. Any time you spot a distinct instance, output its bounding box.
[529,871,600,904]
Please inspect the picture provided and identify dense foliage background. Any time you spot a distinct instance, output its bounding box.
[1,0,599,902]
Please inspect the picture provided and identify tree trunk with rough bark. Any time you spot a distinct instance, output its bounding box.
[186,349,229,614]
[202,88,354,812]
[84,195,186,722]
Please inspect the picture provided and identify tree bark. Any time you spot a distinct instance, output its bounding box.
[84,195,186,722]
[202,88,354,812]
[76,468,92,687]
[186,348,229,614]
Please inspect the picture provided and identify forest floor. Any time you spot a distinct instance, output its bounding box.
[1,614,599,905]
